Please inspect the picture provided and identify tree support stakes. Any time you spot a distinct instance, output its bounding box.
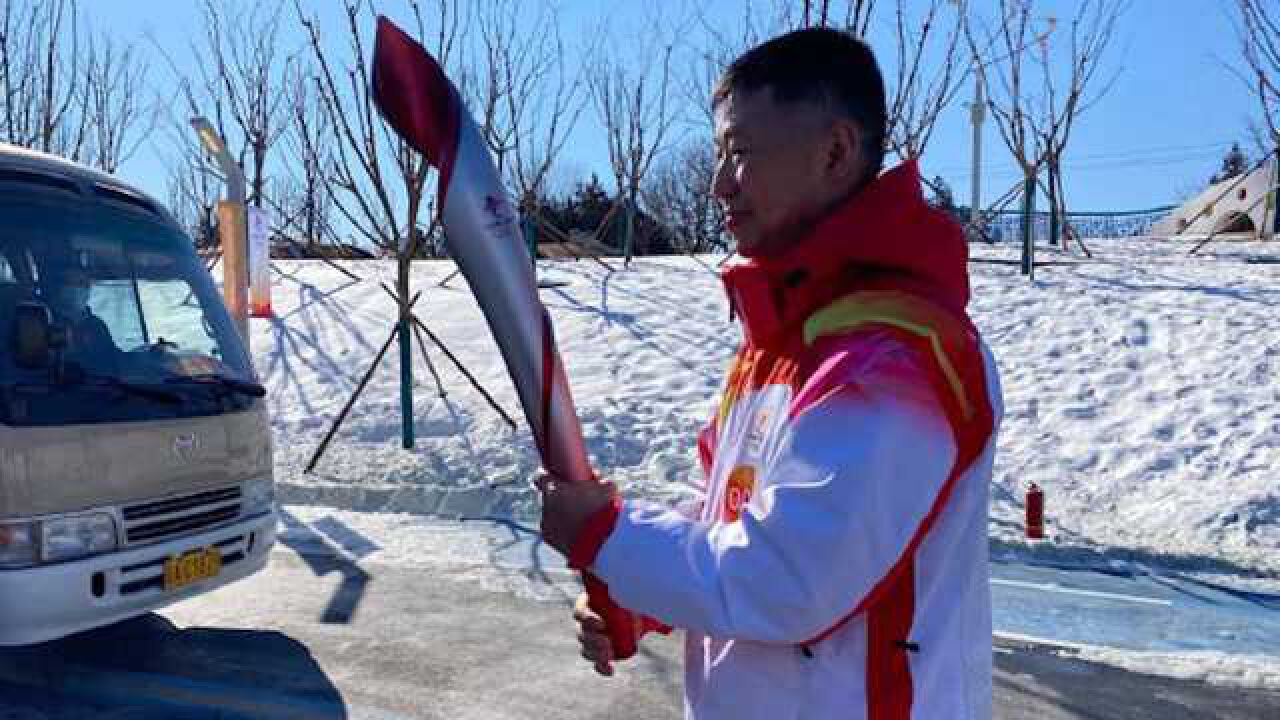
[305,323,401,475]
[963,179,1023,244]
[378,282,517,431]
[204,248,223,274]
[281,237,365,282]
[305,290,424,474]
[1033,172,1092,259]
[411,315,518,431]
[527,208,616,273]
[410,318,447,398]
[438,266,462,287]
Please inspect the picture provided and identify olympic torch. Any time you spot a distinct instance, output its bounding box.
[370,16,637,660]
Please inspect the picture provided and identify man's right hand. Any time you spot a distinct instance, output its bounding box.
[574,592,616,676]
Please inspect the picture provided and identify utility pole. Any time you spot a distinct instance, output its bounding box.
[969,73,985,231]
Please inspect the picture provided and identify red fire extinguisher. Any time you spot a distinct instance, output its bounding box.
[1025,483,1045,539]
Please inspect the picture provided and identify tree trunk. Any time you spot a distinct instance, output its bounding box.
[623,195,636,266]
[398,241,415,449]
[1047,157,1060,248]
[1021,170,1036,278]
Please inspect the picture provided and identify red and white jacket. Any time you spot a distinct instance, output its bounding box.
[570,161,1003,719]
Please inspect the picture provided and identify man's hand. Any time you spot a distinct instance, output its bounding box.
[575,591,647,677]
[534,471,615,557]
[574,592,616,676]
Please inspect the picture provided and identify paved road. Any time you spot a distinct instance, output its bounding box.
[1,536,1278,718]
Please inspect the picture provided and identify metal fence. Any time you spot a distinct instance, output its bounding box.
[983,206,1176,243]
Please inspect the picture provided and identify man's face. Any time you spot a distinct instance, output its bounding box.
[51,274,91,318]
[711,87,861,258]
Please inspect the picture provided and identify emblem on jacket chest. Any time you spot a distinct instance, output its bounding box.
[723,466,756,522]
[747,408,771,456]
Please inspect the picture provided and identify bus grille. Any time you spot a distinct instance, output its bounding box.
[121,486,242,546]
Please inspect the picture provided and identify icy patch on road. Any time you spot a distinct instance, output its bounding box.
[278,505,579,604]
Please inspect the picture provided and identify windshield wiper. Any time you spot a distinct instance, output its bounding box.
[40,373,186,405]
[163,373,267,398]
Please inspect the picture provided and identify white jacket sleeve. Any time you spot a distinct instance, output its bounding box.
[592,382,957,644]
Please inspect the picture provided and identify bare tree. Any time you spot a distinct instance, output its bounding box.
[793,0,876,34]
[703,2,961,165]
[970,0,1125,248]
[25,0,85,157]
[166,140,221,250]
[468,0,584,205]
[295,0,502,455]
[83,32,152,173]
[643,139,725,253]
[882,0,968,161]
[1234,0,1280,151]
[0,0,153,173]
[683,1,781,133]
[0,2,75,157]
[181,0,293,210]
[589,23,678,263]
[1247,121,1273,160]
[296,0,460,256]
[271,61,338,255]
[1030,0,1125,247]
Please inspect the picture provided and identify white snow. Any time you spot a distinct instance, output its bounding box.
[996,632,1280,692]
[245,238,1280,687]
[967,239,1280,579]
[1071,645,1280,691]
[255,240,1280,580]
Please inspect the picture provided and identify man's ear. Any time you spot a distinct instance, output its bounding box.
[824,118,864,186]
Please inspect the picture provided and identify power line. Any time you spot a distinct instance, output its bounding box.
[926,139,1236,175]
[1066,139,1236,162]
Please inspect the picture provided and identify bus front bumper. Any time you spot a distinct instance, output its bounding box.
[0,510,277,646]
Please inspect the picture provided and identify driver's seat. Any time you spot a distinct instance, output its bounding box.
[0,282,35,369]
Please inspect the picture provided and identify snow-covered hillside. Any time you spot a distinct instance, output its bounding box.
[251,238,1280,582]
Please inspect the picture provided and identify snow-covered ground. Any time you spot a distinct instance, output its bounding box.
[247,237,1280,687]
[258,238,1280,578]
[969,239,1280,580]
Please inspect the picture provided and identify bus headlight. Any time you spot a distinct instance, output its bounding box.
[0,521,38,568]
[41,513,118,563]
[242,477,275,514]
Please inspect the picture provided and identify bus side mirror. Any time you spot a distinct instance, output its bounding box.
[13,302,63,369]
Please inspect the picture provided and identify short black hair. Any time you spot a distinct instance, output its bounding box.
[713,27,887,178]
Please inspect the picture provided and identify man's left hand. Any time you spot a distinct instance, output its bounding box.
[534,471,616,557]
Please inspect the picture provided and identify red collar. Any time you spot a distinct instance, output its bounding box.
[722,160,970,348]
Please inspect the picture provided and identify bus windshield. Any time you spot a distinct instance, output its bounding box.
[0,197,256,426]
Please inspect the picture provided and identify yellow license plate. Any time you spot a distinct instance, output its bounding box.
[163,547,222,591]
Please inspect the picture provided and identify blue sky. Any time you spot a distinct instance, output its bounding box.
[88,1,1264,215]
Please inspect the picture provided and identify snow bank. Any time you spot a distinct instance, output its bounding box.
[1075,644,1280,691]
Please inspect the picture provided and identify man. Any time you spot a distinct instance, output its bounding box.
[538,27,1003,719]
[42,265,120,374]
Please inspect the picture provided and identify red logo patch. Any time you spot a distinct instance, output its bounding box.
[723,466,756,522]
